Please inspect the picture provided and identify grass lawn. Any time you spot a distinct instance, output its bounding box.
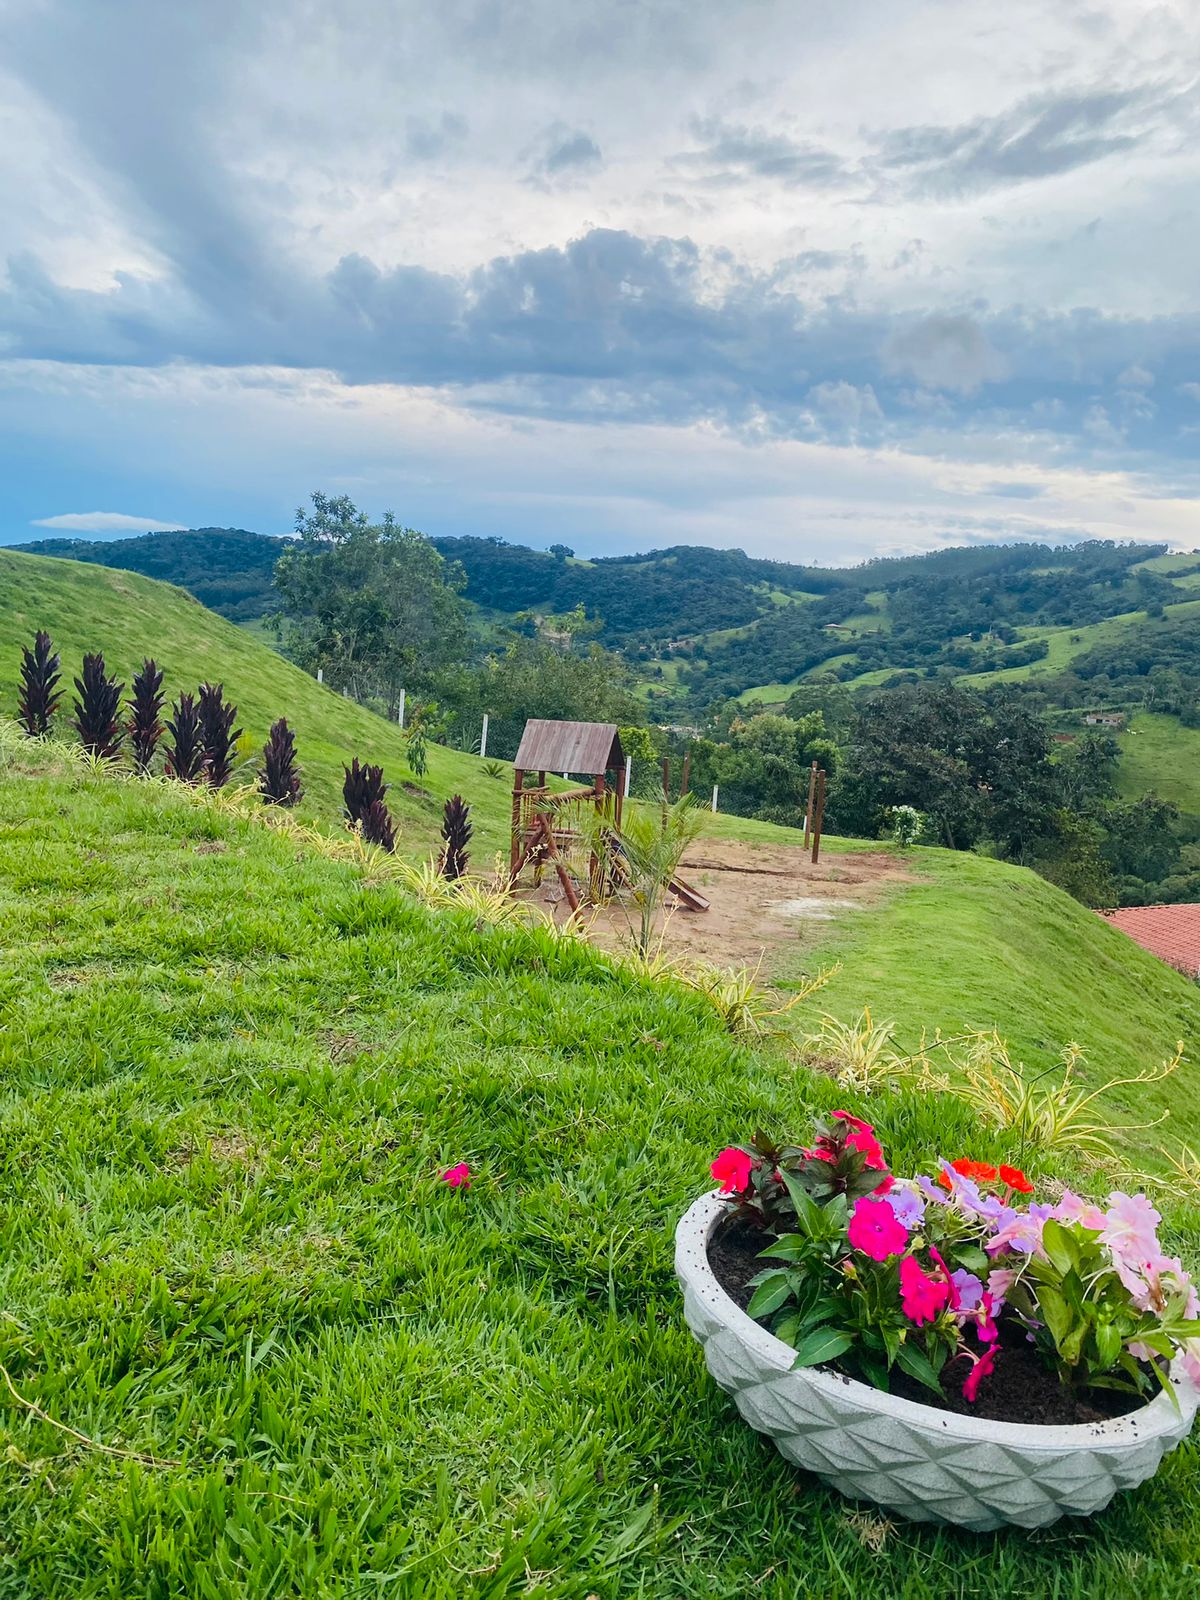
[1117,713,1200,816]
[4,743,1200,1597]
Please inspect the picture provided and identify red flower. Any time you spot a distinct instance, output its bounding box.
[999,1163,1034,1194]
[899,1255,950,1325]
[847,1196,909,1262]
[441,1162,471,1188]
[711,1146,755,1195]
[833,1111,888,1171]
[937,1158,999,1189]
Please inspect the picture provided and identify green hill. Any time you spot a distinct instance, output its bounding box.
[0,547,520,857]
[4,744,1200,1596]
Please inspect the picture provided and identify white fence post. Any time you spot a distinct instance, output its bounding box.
[480,713,489,760]
[316,668,323,684]
[397,689,406,729]
[624,754,632,796]
[711,784,718,814]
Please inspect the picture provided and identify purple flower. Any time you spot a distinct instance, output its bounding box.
[888,1184,927,1230]
[950,1269,984,1313]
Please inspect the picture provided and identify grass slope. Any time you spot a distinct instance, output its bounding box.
[0,549,526,859]
[4,751,1200,1598]
[1117,713,1200,816]
[959,599,1200,688]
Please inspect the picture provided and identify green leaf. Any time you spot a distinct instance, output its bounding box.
[894,1340,944,1396]
[789,1327,854,1368]
[779,1169,824,1236]
[757,1233,810,1263]
[746,1274,792,1320]
[1036,1284,1073,1350]
[1040,1219,1080,1278]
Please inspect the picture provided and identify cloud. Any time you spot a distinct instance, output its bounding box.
[678,115,852,189]
[873,84,1169,196]
[31,510,187,533]
[523,123,604,188]
[882,315,1007,394]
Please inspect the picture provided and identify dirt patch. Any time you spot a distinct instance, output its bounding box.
[519,840,913,971]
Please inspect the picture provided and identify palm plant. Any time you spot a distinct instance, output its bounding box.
[164,692,205,783]
[259,718,303,806]
[582,791,705,955]
[439,795,472,880]
[197,682,241,788]
[127,658,166,774]
[73,652,125,759]
[18,630,63,737]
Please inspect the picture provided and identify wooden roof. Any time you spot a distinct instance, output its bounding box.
[513,719,624,775]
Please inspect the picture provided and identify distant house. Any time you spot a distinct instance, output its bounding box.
[1084,712,1125,728]
[1052,733,1076,745]
[1099,904,1200,980]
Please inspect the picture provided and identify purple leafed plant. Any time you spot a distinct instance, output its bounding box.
[164,692,206,783]
[343,758,388,825]
[360,796,396,852]
[128,658,166,774]
[17,630,62,737]
[73,652,125,760]
[197,682,242,788]
[439,794,472,880]
[259,717,303,806]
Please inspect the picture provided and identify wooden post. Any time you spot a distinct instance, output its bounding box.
[589,772,606,902]
[681,748,691,797]
[803,760,818,848]
[510,769,525,878]
[811,768,827,865]
[617,758,628,829]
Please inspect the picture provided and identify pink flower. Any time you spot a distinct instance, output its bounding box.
[847,1196,909,1261]
[711,1146,755,1195]
[962,1344,998,1403]
[899,1255,951,1324]
[977,1290,999,1344]
[1053,1189,1106,1232]
[1101,1191,1162,1263]
[441,1162,471,1188]
[950,1269,984,1314]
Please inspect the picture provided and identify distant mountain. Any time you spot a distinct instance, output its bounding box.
[13,528,288,622]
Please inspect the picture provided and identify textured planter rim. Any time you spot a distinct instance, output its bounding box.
[677,1190,1195,1453]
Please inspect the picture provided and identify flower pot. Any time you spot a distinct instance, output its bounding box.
[676,1192,1199,1532]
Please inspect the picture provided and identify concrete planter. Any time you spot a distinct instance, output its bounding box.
[676,1192,1198,1532]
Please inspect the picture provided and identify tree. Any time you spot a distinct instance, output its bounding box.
[547,543,574,561]
[273,492,469,715]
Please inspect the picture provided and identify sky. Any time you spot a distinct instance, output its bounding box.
[1,0,1198,562]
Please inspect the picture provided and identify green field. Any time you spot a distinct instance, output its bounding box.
[5,737,1200,1597]
[959,599,1200,688]
[1117,713,1200,815]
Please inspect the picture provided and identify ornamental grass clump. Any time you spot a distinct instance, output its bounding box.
[17,630,63,737]
[127,659,165,774]
[164,692,206,784]
[197,682,241,789]
[343,758,387,826]
[709,1116,1200,1418]
[259,718,303,806]
[73,652,125,760]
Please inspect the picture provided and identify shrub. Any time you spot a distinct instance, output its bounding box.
[889,805,924,848]
[197,682,242,788]
[128,659,165,774]
[164,692,206,783]
[712,1114,1200,1409]
[360,797,396,852]
[73,653,125,760]
[17,630,63,737]
[406,727,428,779]
[259,718,303,806]
[439,795,472,880]
[343,758,387,825]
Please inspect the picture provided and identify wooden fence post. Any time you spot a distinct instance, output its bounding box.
[811,768,827,865]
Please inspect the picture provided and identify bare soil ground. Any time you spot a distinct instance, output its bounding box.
[518,838,914,971]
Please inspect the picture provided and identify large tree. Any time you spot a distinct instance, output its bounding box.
[273,492,469,714]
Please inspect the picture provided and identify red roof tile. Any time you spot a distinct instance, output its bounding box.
[1099,904,1200,979]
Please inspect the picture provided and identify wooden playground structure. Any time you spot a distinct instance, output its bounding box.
[508,719,710,915]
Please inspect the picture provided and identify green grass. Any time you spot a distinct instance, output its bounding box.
[1117,713,1200,815]
[4,746,1200,1597]
[0,548,552,861]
